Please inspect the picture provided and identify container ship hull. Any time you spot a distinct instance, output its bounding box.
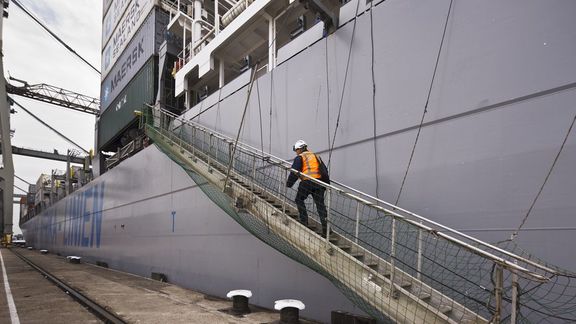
[21,0,576,322]
[21,145,363,322]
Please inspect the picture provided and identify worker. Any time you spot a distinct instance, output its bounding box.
[286,140,330,235]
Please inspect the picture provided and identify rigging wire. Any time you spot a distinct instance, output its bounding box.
[324,37,331,151]
[12,0,100,75]
[14,184,27,194]
[224,62,259,188]
[510,111,576,241]
[394,0,454,206]
[327,0,361,168]
[14,174,31,185]
[368,0,380,198]
[11,98,89,154]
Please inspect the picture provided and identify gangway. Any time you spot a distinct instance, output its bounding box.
[143,105,574,323]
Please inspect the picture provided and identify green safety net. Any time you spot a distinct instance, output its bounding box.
[144,106,576,323]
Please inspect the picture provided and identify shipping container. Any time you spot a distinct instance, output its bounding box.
[102,0,132,47]
[101,0,157,78]
[98,57,157,150]
[103,0,114,17]
[101,8,168,111]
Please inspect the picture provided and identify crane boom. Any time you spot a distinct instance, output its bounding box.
[6,77,100,115]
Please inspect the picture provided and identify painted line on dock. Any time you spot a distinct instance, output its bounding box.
[0,249,20,324]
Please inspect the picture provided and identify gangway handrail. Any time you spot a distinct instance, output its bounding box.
[330,180,560,275]
[150,105,552,281]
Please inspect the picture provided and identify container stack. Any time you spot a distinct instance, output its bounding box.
[97,0,182,165]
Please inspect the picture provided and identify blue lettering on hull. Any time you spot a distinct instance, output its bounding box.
[62,182,105,248]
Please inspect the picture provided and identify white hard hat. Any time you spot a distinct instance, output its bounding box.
[293,140,307,151]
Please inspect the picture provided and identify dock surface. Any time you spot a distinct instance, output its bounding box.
[0,247,312,323]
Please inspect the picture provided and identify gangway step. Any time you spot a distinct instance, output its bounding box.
[350,252,364,261]
[370,272,413,290]
[439,305,452,315]
[337,244,352,252]
[414,289,431,301]
[365,262,379,271]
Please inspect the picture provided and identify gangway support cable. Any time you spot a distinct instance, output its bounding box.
[224,63,258,189]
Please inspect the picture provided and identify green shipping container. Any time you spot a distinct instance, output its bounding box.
[98,57,157,149]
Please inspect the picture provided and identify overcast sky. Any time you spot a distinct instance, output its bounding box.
[3,0,102,234]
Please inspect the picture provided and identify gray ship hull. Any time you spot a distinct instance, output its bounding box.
[180,0,576,270]
[22,145,363,322]
[22,0,576,322]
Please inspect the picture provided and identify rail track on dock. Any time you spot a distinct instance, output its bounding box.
[9,248,126,324]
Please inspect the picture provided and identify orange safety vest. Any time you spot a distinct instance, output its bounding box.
[299,151,321,180]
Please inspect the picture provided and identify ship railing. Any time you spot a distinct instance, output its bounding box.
[145,105,573,323]
[105,136,146,170]
[221,0,254,27]
[172,0,252,70]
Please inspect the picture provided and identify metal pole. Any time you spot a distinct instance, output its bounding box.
[389,217,397,296]
[354,201,360,244]
[282,168,287,215]
[201,128,206,153]
[494,265,504,323]
[417,222,423,280]
[50,171,55,206]
[325,188,331,241]
[215,133,220,163]
[511,267,519,324]
[192,126,196,156]
[228,142,233,167]
[251,154,256,192]
[179,123,184,148]
[208,133,213,168]
[214,0,220,35]
[66,150,71,196]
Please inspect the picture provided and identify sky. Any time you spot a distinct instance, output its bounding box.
[3,0,102,234]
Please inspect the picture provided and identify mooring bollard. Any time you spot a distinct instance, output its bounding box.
[226,289,252,315]
[66,256,81,264]
[274,299,305,324]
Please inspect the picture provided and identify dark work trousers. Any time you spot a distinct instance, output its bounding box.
[295,180,327,233]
